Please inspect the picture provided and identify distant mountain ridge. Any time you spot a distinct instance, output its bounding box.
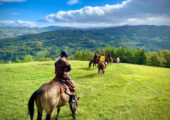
[0,25,124,39]
[0,26,77,39]
[0,25,170,61]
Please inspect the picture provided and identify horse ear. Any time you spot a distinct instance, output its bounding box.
[77,97,80,100]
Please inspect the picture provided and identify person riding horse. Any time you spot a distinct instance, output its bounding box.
[93,53,99,62]
[100,54,106,66]
[53,51,76,103]
[107,53,111,58]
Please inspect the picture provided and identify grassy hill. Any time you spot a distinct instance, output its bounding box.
[0,61,169,120]
[0,25,170,62]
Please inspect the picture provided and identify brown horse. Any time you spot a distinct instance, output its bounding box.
[28,82,79,120]
[98,61,106,74]
[89,60,93,68]
[89,58,100,68]
[106,57,113,65]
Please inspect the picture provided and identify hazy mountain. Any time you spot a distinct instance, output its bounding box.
[0,26,76,39]
[0,25,170,61]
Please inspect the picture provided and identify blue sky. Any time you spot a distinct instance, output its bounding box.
[0,0,124,21]
[0,0,170,27]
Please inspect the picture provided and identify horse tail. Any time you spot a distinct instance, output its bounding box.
[28,88,42,120]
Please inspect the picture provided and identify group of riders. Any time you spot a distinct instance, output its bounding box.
[28,50,120,120]
[52,51,118,103]
[93,52,111,66]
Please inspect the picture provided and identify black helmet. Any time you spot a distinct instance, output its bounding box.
[60,50,69,57]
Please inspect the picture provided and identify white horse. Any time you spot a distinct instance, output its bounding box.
[117,57,120,63]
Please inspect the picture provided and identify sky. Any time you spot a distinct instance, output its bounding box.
[0,0,170,28]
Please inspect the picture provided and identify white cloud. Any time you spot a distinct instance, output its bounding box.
[44,0,170,27]
[67,0,79,5]
[0,20,36,27]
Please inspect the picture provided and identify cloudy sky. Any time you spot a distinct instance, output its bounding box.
[0,0,170,27]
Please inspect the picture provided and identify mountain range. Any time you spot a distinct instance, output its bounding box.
[0,26,76,39]
[0,25,170,61]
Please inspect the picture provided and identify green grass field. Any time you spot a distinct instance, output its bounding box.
[0,61,170,120]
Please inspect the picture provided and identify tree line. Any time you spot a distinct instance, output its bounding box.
[0,46,170,68]
[71,46,170,68]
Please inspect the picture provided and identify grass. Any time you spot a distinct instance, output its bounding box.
[0,61,170,120]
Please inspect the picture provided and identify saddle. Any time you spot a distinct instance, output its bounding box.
[51,77,76,95]
[49,81,64,94]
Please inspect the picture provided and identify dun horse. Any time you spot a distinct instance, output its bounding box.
[98,62,106,74]
[28,82,79,120]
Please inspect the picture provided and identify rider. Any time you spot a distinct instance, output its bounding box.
[100,54,106,66]
[53,51,76,103]
[107,53,111,58]
[93,52,98,62]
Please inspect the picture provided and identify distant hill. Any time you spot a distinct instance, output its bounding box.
[42,26,75,31]
[0,25,170,61]
[0,27,46,39]
[0,26,76,39]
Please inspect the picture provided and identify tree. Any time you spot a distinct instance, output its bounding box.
[96,48,101,54]
[138,48,147,64]
[15,58,21,63]
[24,55,34,62]
[159,50,170,68]
[146,52,162,67]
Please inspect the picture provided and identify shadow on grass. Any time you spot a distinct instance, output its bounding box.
[77,67,97,71]
[75,73,97,79]
[38,63,53,66]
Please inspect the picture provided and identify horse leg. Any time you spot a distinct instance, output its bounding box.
[56,108,60,120]
[46,109,54,120]
[46,114,50,120]
[46,113,52,120]
[98,68,100,74]
[37,110,43,120]
[36,96,43,120]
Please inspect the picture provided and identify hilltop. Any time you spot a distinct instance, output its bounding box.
[0,61,169,120]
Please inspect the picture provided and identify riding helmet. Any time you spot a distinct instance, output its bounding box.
[60,50,69,57]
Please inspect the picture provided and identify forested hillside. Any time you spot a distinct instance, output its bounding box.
[0,26,75,39]
[0,25,170,62]
[0,27,47,39]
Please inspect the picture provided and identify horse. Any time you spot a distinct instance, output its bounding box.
[28,82,79,120]
[89,58,100,68]
[89,60,93,68]
[117,57,120,63]
[106,57,113,65]
[98,61,106,74]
